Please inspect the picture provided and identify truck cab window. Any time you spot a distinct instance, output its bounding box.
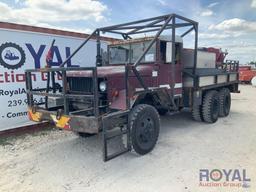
[131,41,156,63]
[160,41,180,64]
[109,45,130,64]
[109,40,156,64]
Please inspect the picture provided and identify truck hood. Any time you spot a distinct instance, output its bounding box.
[67,65,153,78]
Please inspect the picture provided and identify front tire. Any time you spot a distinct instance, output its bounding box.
[202,90,220,123]
[218,88,231,117]
[129,104,160,155]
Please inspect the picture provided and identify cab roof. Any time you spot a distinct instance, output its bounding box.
[110,35,183,46]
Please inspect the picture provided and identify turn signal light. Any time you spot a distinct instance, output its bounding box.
[50,114,71,130]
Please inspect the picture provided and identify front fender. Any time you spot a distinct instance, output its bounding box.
[109,89,127,110]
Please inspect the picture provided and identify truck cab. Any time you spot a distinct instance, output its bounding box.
[105,36,183,110]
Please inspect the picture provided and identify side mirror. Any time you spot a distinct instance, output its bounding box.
[166,42,172,63]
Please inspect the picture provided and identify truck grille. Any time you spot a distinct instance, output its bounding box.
[68,77,93,93]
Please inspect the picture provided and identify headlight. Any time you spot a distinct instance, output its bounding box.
[99,81,107,92]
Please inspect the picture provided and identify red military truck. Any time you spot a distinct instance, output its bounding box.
[26,14,239,161]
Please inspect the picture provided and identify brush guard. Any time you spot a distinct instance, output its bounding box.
[25,67,100,117]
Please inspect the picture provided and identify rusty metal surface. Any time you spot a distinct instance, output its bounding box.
[69,116,100,134]
[30,108,100,133]
[110,37,155,45]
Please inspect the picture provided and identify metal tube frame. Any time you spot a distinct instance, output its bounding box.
[26,67,99,117]
[171,16,176,109]
[26,13,198,113]
[63,14,197,93]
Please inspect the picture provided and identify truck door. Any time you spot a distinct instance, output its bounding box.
[158,41,183,97]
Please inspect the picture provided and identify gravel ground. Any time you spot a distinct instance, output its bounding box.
[0,85,255,192]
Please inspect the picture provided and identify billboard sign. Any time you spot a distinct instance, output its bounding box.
[0,26,108,131]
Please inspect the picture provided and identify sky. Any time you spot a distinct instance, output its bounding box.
[0,0,255,63]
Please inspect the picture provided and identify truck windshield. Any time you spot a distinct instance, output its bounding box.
[109,40,156,64]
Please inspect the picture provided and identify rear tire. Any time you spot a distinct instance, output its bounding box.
[202,90,220,123]
[192,104,203,121]
[129,104,160,155]
[219,88,231,117]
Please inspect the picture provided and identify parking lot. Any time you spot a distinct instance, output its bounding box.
[0,84,255,192]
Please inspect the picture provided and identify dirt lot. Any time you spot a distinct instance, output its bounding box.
[0,85,255,192]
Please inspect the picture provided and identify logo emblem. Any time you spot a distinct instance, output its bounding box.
[0,42,26,69]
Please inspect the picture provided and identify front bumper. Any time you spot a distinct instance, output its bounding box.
[28,108,101,134]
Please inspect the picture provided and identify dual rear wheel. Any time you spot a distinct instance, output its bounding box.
[130,88,231,155]
[192,88,231,123]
